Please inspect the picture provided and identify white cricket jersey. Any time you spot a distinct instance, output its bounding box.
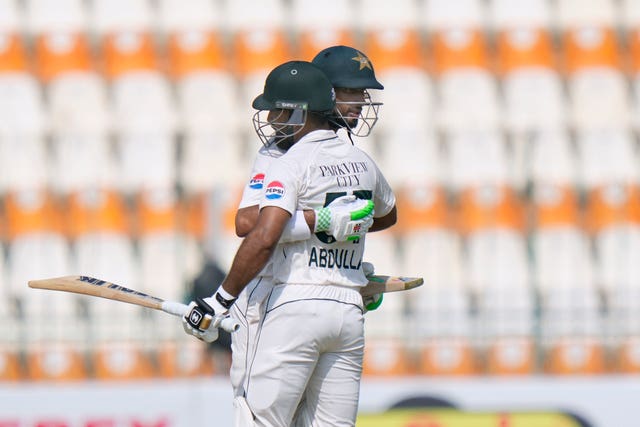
[238,142,285,279]
[238,142,285,209]
[260,129,396,288]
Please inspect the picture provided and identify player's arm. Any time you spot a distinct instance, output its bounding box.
[183,206,289,343]
[236,198,373,242]
[369,205,397,232]
[224,206,290,296]
[236,205,314,240]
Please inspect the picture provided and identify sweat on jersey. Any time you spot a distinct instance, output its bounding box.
[259,129,396,289]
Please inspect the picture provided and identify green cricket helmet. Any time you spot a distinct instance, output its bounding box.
[252,60,336,148]
[312,45,384,90]
[312,46,384,138]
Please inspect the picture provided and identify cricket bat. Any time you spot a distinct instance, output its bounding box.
[27,275,240,333]
[360,275,424,297]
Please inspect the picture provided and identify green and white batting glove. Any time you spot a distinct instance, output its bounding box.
[315,195,375,242]
[361,261,383,312]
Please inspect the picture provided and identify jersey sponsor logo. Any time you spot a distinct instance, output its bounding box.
[265,181,285,199]
[249,173,265,189]
[308,247,362,270]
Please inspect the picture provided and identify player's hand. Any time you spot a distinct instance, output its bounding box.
[182,292,236,343]
[315,195,374,242]
[362,261,384,312]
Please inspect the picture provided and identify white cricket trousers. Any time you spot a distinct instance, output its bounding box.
[245,283,365,427]
[230,275,274,397]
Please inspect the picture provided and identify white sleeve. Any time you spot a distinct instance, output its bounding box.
[279,210,311,243]
[259,157,300,215]
[372,162,396,217]
[238,152,272,209]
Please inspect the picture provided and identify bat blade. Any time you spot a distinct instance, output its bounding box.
[360,275,424,297]
[28,275,240,333]
[28,275,164,310]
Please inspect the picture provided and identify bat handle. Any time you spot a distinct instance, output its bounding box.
[161,301,240,333]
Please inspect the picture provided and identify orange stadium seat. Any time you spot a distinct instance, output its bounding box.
[357,0,430,145]
[167,28,238,129]
[586,183,640,369]
[297,29,355,62]
[544,337,606,375]
[101,31,158,79]
[66,188,144,374]
[531,181,605,374]
[586,184,640,235]
[362,338,413,377]
[34,32,92,82]
[432,28,490,75]
[362,30,432,165]
[614,337,640,373]
[496,28,566,132]
[0,295,22,381]
[446,130,513,192]
[206,186,244,272]
[135,188,188,306]
[457,185,525,235]
[562,26,631,129]
[432,28,500,132]
[397,184,470,361]
[528,130,577,190]
[181,192,208,280]
[489,0,552,30]
[160,1,244,192]
[563,27,620,74]
[26,342,88,381]
[530,182,592,295]
[4,190,83,380]
[556,0,617,29]
[497,28,555,75]
[156,339,215,378]
[420,338,476,376]
[0,33,29,73]
[363,29,425,79]
[456,184,533,374]
[626,20,640,130]
[100,20,177,193]
[232,30,291,79]
[92,341,155,380]
[232,27,293,126]
[396,184,450,236]
[0,347,22,381]
[167,31,226,80]
[291,0,356,60]
[486,337,535,375]
[116,131,177,194]
[576,129,639,191]
[225,0,292,128]
[0,29,47,193]
[423,0,486,32]
[361,22,433,176]
[4,190,71,301]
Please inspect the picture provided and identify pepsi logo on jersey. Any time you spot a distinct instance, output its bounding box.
[265,181,285,199]
[249,173,265,189]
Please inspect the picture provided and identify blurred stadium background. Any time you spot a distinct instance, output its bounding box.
[1,0,640,425]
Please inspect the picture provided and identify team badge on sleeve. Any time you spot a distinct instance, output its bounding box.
[249,173,265,189]
[265,181,285,199]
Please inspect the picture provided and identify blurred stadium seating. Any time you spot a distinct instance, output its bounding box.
[1,0,640,380]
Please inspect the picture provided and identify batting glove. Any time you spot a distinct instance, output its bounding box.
[183,291,237,343]
[315,195,375,242]
[361,261,384,312]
